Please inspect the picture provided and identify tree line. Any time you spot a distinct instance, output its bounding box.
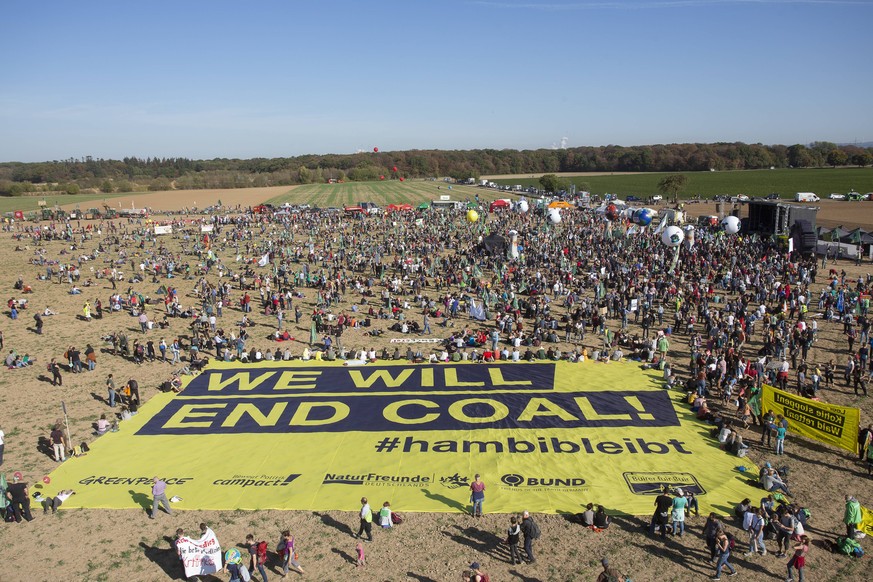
[0,141,870,195]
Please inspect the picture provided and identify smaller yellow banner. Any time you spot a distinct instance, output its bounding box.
[761,384,859,454]
[860,506,873,537]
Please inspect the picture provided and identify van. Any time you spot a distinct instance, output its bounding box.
[794,192,820,203]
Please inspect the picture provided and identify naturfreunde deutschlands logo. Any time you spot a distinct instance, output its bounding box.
[322,473,432,487]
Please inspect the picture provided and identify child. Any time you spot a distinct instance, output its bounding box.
[786,534,809,582]
[355,540,365,567]
[379,501,393,529]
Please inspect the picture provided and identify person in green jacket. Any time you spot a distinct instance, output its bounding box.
[843,495,862,539]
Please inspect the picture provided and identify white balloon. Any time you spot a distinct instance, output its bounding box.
[721,215,741,235]
[548,210,561,224]
[518,200,529,213]
[661,225,685,247]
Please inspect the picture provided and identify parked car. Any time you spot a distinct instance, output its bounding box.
[765,193,780,200]
[626,195,641,202]
[829,193,846,200]
[651,195,663,202]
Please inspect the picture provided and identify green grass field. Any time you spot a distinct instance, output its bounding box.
[0,192,138,214]
[266,180,511,207]
[491,168,873,199]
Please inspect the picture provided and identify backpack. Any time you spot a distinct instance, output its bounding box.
[800,508,811,523]
[256,540,268,562]
[238,563,252,582]
[529,518,541,540]
[391,511,403,525]
[725,532,736,550]
[836,536,862,556]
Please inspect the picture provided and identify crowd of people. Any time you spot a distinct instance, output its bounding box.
[0,196,871,580]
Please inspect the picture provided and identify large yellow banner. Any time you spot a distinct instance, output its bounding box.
[47,361,759,514]
[761,384,860,454]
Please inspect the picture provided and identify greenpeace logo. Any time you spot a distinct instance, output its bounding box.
[78,475,193,486]
[322,473,432,487]
[500,473,586,490]
[212,474,300,488]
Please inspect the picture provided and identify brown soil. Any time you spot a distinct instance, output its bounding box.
[0,190,871,582]
[58,186,293,214]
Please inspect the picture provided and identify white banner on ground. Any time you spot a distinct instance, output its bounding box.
[201,224,214,233]
[389,338,444,343]
[177,528,222,578]
[154,225,173,235]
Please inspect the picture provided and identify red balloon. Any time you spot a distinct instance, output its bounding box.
[399,177,405,182]
[380,175,385,180]
[373,147,379,153]
[392,166,398,172]
[42,476,51,484]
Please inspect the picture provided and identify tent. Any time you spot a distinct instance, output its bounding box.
[548,200,573,209]
[417,202,430,210]
[842,228,873,245]
[386,203,413,213]
[489,200,510,212]
[829,226,850,241]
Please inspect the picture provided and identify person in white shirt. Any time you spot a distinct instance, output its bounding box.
[42,489,75,514]
[512,348,521,362]
[0,425,5,465]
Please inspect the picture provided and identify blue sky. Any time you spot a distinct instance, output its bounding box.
[2,0,871,162]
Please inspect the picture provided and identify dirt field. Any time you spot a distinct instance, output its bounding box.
[1,188,872,582]
[57,186,293,214]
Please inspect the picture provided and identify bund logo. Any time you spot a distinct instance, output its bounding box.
[500,473,586,490]
[623,472,706,496]
[440,473,470,489]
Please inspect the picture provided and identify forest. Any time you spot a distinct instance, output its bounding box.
[0,141,870,195]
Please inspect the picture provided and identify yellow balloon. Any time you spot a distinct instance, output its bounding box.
[466,209,479,223]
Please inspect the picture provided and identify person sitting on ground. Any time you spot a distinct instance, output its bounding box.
[762,468,791,496]
[734,498,752,520]
[43,306,57,316]
[594,506,611,529]
[96,413,110,436]
[596,558,627,582]
[581,503,595,527]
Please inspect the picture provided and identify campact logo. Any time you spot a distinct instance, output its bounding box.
[322,473,432,487]
[500,473,586,490]
[212,474,300,488]
[78,475,194,486]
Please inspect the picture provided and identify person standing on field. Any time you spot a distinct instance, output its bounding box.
[149,476,173,519]
[355,497,373,541]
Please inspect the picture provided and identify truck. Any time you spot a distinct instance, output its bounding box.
[794,192,820,203]
[359,201,380,215]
